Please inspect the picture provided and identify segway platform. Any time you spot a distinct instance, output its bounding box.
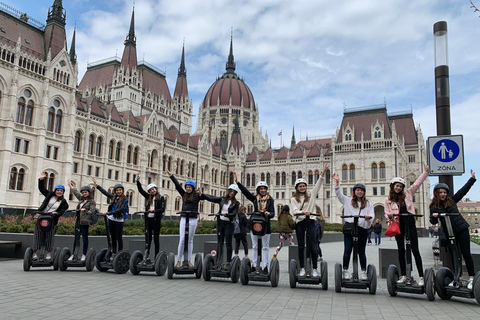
[130,250,168,276]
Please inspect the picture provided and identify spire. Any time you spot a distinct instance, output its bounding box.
[225,29,236,74]
[291,125,296,147]
[46,0,66,27]
[125,8,136,46]
[174,42,189,101]
[121,8,138,71]
[229,115,242,154]
[178,41,186,76]
[69,27,77,65]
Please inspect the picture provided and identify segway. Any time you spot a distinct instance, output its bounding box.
[166,211,202,279]
[58,209,96,272]
[289,213,328,290]
[435,212,480,304]
[203,213,240,283]
[23,211,60,271]
[387,213,435,301]
[334,215,377,294]
[129,211,167,276]
[239,212,280,287]
[94,213,131,274]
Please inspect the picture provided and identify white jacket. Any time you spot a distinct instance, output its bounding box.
[335,186,373,229]
[291,177,324,223]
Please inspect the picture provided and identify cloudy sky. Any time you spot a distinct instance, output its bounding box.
[8,0,480,198]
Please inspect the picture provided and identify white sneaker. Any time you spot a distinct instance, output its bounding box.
[448,280,455,287]
[312,269,319,277]
[45,253,52,260]
[299,268,306,276]
[81,255,86,262]
[418,277,424,286]
[68,255,75,261]
[342,270,351,280]
[32,253,38,261]
[397,276,407,284]
[360,270,368,281]
[467,279,473,290]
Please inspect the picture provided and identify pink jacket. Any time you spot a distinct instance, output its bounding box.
[384,170,429,219]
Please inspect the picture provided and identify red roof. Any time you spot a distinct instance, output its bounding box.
[203,73,255,110]
[275,147,289,159]
[78,64,117,91]
[388,114,417,145]
[174,75,188,102]
[337,107,392,143]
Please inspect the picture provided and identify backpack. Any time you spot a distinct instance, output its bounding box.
[123,200,129,219]
[90,209,99,226]
[233,215,241,236]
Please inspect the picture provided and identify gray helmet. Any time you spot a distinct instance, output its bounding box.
[113,184,124,191]
[353,183,366,193]
[80,186,93,194]
[434,183,450,193]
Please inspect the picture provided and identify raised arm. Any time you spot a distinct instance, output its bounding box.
[92,177,114,199]
[136,174,149,199]
[452,170,476,203]
[406,162,429,195]
[310,164,329,198]
[38,171,50,197]
[332,173,350,205]
[168,173,185,197]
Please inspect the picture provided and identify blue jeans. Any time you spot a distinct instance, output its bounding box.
[374,232,381,245]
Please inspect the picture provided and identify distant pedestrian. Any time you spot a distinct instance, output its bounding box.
[373,219,382,245]
[273,205,294,258]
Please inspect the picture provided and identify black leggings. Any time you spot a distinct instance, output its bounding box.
[145,217,161,258]
[395,216,424,277]
[343,226,367,270]
[109,220,124,253]
[217,220,234,263]
[450,228,475,277]
[295,219,318,269]
[235,234,248,255]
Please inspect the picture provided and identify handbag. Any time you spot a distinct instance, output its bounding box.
[342,222,354,235]
[385,219,401,237]
[33,213,41,224]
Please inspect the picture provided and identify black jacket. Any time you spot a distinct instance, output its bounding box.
[237,182,275,234]
[209,196,240,222]
[136,181,165,221]
[96,185,129,220]
[373,222,382,234]
[169,174,216,218]
[429,177,476,235]
[37,179,69,225]
[236,212,248,235]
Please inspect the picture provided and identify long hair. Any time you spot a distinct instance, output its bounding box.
[388,184,406,206]
[147,193,161,206]
[293,190,309,204]
[183,191,198,203]
[238,205,246,214]
[429,191,455,209]
[223,190,237,204]
[316,205,325,221]
[351,194,367,209]
[115,194,127,204]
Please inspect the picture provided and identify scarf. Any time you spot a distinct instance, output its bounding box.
[256,194,270,212]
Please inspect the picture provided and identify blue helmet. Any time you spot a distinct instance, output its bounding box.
[185,180,196,189]
[54,184,65,191]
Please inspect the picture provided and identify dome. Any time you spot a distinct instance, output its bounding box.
[203,72,256,110]
[202,37,256,111]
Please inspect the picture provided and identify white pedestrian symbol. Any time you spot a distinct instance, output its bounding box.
[438,142,449,160]
[448,149,454,158]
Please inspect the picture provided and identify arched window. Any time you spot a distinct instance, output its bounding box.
[251,174,256,186]
[276,172,280,186]
[133,147,139,165]
[175,197,181,211]
[54,109,62,133]
[379,162,386,179]
[108,140,114,159]
[261,173,265,182]
[291,171,296,185]
[266,173,270,185]
[298,171,302,179]
[163,155,167,171]
[47,173,55,191]
[281,172,286,186]
[230,172,234,185]
[115,142,121,161]
[127,145,132,163]
[277,204,283,214]
[308,171,313,185]
[180,160,184,175]
[16,97,26,124]
[16,90,34,125]
[371,163,378,180]
[325,170,330,184]
[47,107,55,131]
[167,156,172,171]
[191,163,195,179]
[247,205,253,213]
[25,100,34,126]
[9,167,17,190]
[246,174,251,187]
[88,134,95,155]
[349,164,355,180]
[314,170,320,183]
[16,168,25,190]
[74,131,81,152]
[342,164,348,181]
[95,137,102,157]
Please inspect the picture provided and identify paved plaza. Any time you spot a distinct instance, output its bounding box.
[1,236,479,320]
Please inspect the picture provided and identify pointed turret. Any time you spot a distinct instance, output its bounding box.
[174,43,188,102]
[69,27,76,65]
[229,115,242,154]
[225,31,236,74]
[121,9,138,72]
[291,125,296,148]
[44,0,66,60]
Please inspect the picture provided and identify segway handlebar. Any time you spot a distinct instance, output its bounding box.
[176,211,198,215]
[393,213,423,217]
[340,215,369,219]
[294,213,320,217]
[31,210,55,216]
[246,211,264,216]
[438,212,460,217]
[133,211,151,215]
[208,213,220,216]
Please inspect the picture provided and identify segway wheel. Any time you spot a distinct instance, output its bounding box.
[240,257,250,285]
[334,263,342,293]
[387,264,398,297]
[321,260,328,290]
[23,247,33,272]
[203,254,213,281]
[424,268,435,301]
[113,250,131,274]
[85,248,96,272]
[95,248,109,272]
[435,267,453,300]
[129,250,143,275]
[367,264,377,295]
[154,251,168,276]
[474,271,480,305]
[167,252,175,279]
[230,256,240,283]
[52,247,60,270]
[289,259,297,288]
[194,253,203,279]
[270,258,279,288]
[58,247,71,271]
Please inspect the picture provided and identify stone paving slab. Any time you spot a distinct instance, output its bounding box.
[0,237,479,319]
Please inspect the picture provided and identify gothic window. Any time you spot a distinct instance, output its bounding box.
[342,164,348,181]
[266,173,270,185]
[291,171,296,185]
[261,173,265,182]
[379,162,386,179]
[47,107,55,131]
[127,145,132,163]
[246,174,251,187]
[88,134,95,155]
[54,109,62,133]
[16,90,34,125]
[281,172,286,186]
[349,164,355,180]
[371,163,378,180]
[325,170,330,184]
[9,167,25,190]
[308,171,313,185]
[298,171,302,179]
[276,172,280,186]
[74,131,81,152]
[133,147,139,165]
[95,137,102,157]
[251,174,256,186]
[47,173,55,191]
[16,97,26,124]
[115,142,122,161]
[229,172,234,185]
[108,140,114,159]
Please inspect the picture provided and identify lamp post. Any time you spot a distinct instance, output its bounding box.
[434,21,454,194]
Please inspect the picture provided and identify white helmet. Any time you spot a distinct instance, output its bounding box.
[147,183,157,191]
[295,178,307,188]
[255,181,268,190]
[228,184,239,193]
[390,177,406,187]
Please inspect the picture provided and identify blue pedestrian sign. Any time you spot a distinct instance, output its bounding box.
[427,135,464,176]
